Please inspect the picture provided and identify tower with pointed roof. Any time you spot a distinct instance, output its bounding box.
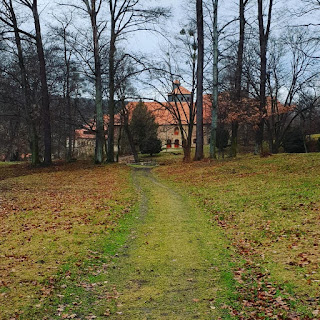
[168,80,192,103]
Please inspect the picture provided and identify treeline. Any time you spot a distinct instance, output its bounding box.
[0,0,320,164]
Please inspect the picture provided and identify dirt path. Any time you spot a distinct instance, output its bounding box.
[107,168,232,319]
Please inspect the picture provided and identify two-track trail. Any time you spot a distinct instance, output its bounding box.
[106,168,233,319]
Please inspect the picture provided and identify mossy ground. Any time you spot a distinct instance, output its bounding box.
[103,168,236,319]
[1,153,320,319]
[155,153,320,318]
[0,161,136,319]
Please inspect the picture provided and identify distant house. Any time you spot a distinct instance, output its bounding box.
[72,82,292,159]
[73,81,211,159]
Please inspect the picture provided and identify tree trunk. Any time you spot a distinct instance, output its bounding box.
[230,121,239,157]
[32,0,52,165]
[107,19,116,163]
[123,112,139,163]
[210,0,218,159]
[195,0,204,161]
[90,0,104,164]
[256,0,273,155]
[116,125,122,162]
[231,0,246,158]
[9,0,40,165]
[31,124,39,165]
[183,141,191,162]
[63,28,73,162]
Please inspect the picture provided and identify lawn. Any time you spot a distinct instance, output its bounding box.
[155,153,320,318]
[1,153,319,319]
[0,161,136,319]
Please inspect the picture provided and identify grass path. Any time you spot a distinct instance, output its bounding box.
[106,168,234,319]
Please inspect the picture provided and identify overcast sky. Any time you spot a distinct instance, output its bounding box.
[24,0,311,57]
[14,0,317,100]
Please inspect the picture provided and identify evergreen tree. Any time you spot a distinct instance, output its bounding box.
[130,101,162,156]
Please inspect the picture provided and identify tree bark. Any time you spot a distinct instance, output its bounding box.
[231,0,246,158]
[107,6,116,163]
[256,0,273,155]
[210,0,218,159]
[89,0,104,164]
[195,0,204,161]
[32,0,52,165]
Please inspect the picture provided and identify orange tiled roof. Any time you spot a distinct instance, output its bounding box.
[126,100,212,126]
[75,92,292,139]
[168,86,191,96]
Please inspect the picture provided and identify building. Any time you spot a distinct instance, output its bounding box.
[73,81,212,159]
[72,81,293,159]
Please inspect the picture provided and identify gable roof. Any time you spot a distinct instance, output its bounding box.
[75,91,293,139]
[168,86,192,96]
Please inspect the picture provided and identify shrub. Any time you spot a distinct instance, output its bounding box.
[216,128,229,150]
[140,137,162,156]
[283,128,305,153]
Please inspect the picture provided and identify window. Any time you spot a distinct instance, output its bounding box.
[174,139,179,148]
[193,138,196,144]
[174,127,179,135]
[166,139,172,148]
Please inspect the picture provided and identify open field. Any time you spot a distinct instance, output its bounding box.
[155,153,320,317]
[0,153,319,319]
[0,162,136,319]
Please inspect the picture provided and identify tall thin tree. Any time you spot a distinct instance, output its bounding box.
[19,0,52,165]
[82,0,104,164]
[256,0,273,154]
[230,0,248,157]
[195,0,204,161]
[210,0,218,159]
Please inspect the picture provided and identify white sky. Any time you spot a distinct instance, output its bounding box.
[21,0,310,56]
[14,0,317,101]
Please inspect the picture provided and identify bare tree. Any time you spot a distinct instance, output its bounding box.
[50,13,78,162]
[230,0,249,157]
[17,0,52,164]
[195,0,204,161]
[255,0,273,154]
[209,0,218,159]
[143,27,198,162]
[0,0,40,164]
[106,0,168,163]
[265,28,320,153]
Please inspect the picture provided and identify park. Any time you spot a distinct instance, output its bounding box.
[1,152,320,319]
[1,0,320,319]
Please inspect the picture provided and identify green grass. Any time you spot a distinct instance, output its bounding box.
[155,153,320,317]
[99,169,239,319]
[0,161,137,320]
[2,154,320,319]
